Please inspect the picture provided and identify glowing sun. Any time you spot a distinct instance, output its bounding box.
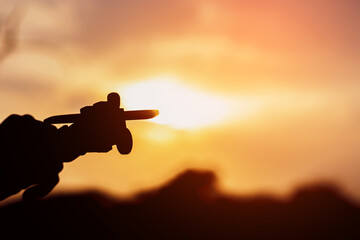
[117,76,232,129]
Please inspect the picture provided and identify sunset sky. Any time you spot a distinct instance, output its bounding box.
[0,0,360,202]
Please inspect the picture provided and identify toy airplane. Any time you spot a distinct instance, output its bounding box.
[44,92,159,124]
[44,92,159,155]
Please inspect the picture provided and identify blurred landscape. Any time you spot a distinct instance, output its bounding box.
[1,169,360,239]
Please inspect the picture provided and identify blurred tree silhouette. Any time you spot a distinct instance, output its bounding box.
[1,169,359,239]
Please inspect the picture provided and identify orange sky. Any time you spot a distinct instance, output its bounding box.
[0,0,360,203]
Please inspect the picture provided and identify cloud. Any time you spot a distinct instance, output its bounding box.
[0,3,26,63]
[60,0,360,89]
[67,0,200,50]
[6,0,358,91]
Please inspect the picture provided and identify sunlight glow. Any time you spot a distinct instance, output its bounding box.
[117,76,233,129]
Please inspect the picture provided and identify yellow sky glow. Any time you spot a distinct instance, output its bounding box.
[117,76,234,130]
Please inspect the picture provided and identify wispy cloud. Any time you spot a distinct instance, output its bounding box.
[0,4,26,64]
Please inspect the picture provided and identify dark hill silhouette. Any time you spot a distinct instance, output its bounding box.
[1,169,360,239]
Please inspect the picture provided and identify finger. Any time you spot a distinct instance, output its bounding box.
[93,101,108,108]
[0,186,20,201]
[22,175,59,201]
[94,143,113,153]
[80,106,92,114]
[0,114,22,126]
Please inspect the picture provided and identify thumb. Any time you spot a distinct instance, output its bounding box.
[22,175,59,201]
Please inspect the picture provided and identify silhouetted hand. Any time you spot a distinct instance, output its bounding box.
[0,114,64,200]
[0,94,132,201]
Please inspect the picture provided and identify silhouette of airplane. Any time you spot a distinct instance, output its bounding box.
[45,92,159,155]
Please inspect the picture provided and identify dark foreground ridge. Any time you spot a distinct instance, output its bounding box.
[1,169,360,239]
